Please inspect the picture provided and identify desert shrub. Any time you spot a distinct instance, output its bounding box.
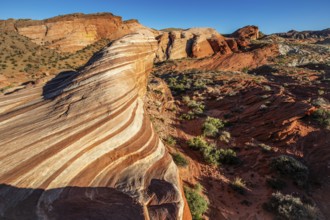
[187,137,219,165]
[202,122,219,137]
[230,177,246,194]
[200,144,220,165]
[264,192,319,220]
[187,100,202,108]
[184,185,208,220]
[312,108,330,128]
[166,75,192,92]
[202,117,225,137]
[165,136,176,146]
[218,149,239,165]
[219,131,231,143]
[180,99,205,120]
[271,155,309,187]
[182,95,191,104]
[266,177,287,190]
[191,106,204,115]
[187,136,208,150]
[242,66,250,73]
[180,112,196,120]
[193,79,207,89]
[187,100,205,115]
[172,153,189,167]
[311,97,328,107]
[187,137,238,165]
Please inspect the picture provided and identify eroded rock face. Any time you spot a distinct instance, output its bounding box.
[231,25,260,40]
[0,30,186,219]
[230,25,260,48]
[0,13,154,53]
[155,28,232,62]
[155,26,262,62]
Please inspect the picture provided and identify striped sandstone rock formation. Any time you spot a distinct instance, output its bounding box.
[0,30,187,219]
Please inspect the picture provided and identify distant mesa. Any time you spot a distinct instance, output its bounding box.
[275,28,330,40]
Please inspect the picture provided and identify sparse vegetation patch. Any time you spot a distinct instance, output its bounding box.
[184,184,209,220]
[172,153,189,167]
[187,136,239,165]
[312,108,330,129]
[230,177,246,194]
[271,155,309,187]
[202,117,225,137]
[264,192,319,220]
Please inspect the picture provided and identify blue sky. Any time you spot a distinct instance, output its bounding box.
[1,0,330,34]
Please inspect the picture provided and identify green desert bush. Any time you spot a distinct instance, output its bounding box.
[202,117,225,137]
[187,136,208,150]
[184,185,208,220]
[187,137,238,165]
[182,95,191,104]
[187,100,205,115]
[219,131,231,143]
[187,136,219,165]
[172,153,189,167]
[264,192,319,220]
[193,79,207,89]
[202,122,219,137]
[167,75,192,92]
[180,112,196,120]
[200,144,221,165]
[218,148,239,165]
[165,136,176,146]
[312,108,330,129]
[180,100,205,120]
[271,155,309,187]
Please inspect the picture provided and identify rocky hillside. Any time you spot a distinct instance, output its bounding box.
[275,28,330,40]
[149,27,330,220]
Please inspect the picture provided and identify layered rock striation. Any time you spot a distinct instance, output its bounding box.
[0,30,187,219]
[155,26,260,62]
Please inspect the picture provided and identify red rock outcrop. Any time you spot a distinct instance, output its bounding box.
[230,25,260,48]
[231,25,260,40]
[154,43,279,73]
[155,26,262,62]
[0,30,188,219]
[0,13,156,53]
[155,28,232,62]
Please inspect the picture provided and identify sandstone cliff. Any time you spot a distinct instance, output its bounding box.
[0,30,187,219]
[155,28,232,62]
[155,26,260,62]
[229,25,260,48]
[0,13,155,53]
